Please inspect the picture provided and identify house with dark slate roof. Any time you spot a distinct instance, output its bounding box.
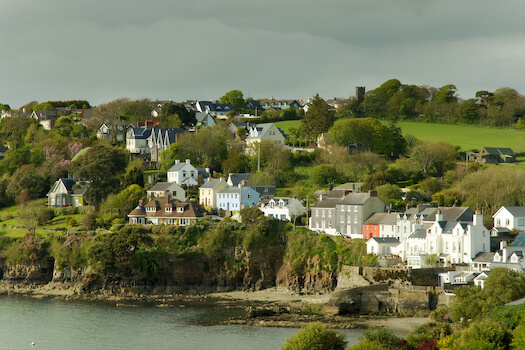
[492,206,525,233]
[146,182,186,202]
[472,147,515,164]
[126,127,186,162]
[128,196,207,226]
[400,210,489,268]
[47,178,89,208]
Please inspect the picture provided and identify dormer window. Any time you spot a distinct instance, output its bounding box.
[270,201,275,208]
[165,207,172,212]
[146,207,156,212]
[177,207,184,213]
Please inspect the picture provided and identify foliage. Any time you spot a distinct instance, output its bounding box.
[409,141,458,177]
[242,217,283,250]
[311,164,345,185]
[362,327,402,349]
[280,323,347,350]
[405,322,452,347]
[3,234,48,265]
[301,94,335,140]
[159,101,196,127]
[459,167,525,216]
[51,234,90,269]
[70,144,127,206]
[239,206,264,226]
[219,90,245,109]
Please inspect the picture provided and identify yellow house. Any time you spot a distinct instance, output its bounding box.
[199,178,228,209]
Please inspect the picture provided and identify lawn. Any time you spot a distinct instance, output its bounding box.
[274,119,525,152]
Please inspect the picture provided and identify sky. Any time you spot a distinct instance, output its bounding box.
[2,0,525,108]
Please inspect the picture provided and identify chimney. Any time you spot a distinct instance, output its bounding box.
[501,241,508,262]
[436,209,443,222]
[186,159,190,164]
[175,160,180,164]
[328,182,333,191]
[473,210,483,226]
[368,190,377,197]
[219,176,224,181]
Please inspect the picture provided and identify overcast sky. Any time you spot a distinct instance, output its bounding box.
[2,0,525,108]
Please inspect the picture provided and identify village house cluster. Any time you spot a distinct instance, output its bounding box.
[39,97,525,290]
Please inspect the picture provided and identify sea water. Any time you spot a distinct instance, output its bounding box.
[0,296,363,350]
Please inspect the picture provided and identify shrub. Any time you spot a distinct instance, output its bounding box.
[280,323,347,350]
[68,218,77,227]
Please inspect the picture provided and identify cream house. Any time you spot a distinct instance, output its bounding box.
[199,178,228,209]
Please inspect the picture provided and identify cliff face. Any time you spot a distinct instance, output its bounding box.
[0,244,338,296]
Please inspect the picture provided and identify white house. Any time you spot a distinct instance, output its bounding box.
[258,197,306,221]
[216,185,260,212]
[47,178,88,208]
[402,210,490,268]
[245,123,287,152]
[473,271,491,288]
[146,182,186,202]
[366,237,400,256]
[167,159,199,187]
[491,241,525,271]
[195,112,216,127]
[493,206,525,232]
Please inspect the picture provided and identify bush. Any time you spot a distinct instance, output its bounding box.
[68,218,77,227]
[280,323,347,350]
[406,322,452,347]
[37,207,55,225]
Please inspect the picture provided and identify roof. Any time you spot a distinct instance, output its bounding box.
[251,185,276,199]
[408,228,427,239]
[421,207,474,222]
[168,160,196,172]
[483,147,514,156]
[148,182,179,192]
[364,212,398,225]
[200,179,227,189]
[339,192,375,205]
[311,198,339,209]
[228,173,253,186]
[246,123,286,140]
[499,206,525,218]
[513,232,525,247]
[142,198,207,218]
[368,237,400,244]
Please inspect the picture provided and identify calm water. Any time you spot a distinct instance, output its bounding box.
[0,296,363,350]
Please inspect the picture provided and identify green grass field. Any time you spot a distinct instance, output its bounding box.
[274,119,525,152]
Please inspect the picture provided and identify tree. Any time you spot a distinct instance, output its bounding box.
[95,98,129,144]
[160,102,195,128]
[410,141,457,177]
[70,144,127,206]
[120,99,154,119]
[280,323,347,350]
[301,94,335,140]
[457,99,480,124]
[219,90,245,109]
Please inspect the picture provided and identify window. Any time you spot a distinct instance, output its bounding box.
[519,219,525,226]
[445,242,449,252]
[177,207,184,213]
[165,207,172,212]
[506,219,510,226]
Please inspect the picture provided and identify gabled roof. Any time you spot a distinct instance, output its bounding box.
[147,182,180,192]
[421,207,474,223]
[228,173,253,186]
[168,160,196,172]
[497,206,525,218]
[200,179,227,189]
[311,198,339,209]
[482,147,514,155]
[142,198,207,218]
[473,251,495,263]
[512,232,525,247]
[339,192,377,205]
[246,123,286,140]
[408,228,427,239]
[364,212,398,225]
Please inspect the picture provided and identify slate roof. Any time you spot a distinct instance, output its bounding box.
[339,192,374,205]
[472,252,495,263]
[420,207,474,222]
[148,182,176,192]
[143,198,207,218]
[501,206,525,217]
[364,212,398,225]
[483,147,514,156]
[168,160,195,172]
[512,232,525,247]
[368,237,400,244]
[408,228,428,239]
[311,198,339,209]
[228,173,253,186]
[200,179,226,189]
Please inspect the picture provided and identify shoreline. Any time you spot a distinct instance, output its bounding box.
[0,282,429,336]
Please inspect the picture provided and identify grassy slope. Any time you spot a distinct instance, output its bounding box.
[274,119,525,151]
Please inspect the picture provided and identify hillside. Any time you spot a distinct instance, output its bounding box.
[274,119,525,152]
